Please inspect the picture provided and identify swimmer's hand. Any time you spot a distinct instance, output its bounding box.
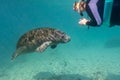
[78,18,90,25]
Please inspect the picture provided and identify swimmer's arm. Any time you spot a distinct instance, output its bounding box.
[78,18,98,26]
[88,0,102,26]
[86,20,98,26]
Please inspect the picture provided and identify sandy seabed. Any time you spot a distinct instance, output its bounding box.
[0,43,120,80]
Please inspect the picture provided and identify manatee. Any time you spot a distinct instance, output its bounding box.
[11,27,70,60]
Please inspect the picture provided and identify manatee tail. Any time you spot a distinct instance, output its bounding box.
[11,52,19,60]
[11,47,26,60]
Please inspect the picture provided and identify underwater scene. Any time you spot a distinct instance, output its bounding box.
[0,0,120,80]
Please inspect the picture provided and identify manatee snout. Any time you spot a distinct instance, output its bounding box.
[62,35,71,43]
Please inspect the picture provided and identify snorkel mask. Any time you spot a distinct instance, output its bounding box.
[73,0,85,16]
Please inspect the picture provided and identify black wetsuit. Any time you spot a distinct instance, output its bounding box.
[85,0,105,26]
[110,0,120,27]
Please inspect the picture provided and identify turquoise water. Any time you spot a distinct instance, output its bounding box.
[0,0,120,80]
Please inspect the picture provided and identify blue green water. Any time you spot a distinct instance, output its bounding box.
[0,0,120,80]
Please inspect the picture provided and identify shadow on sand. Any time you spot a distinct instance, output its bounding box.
[105,73,120,80]
[33,72,91,80]
[105,37,120,48]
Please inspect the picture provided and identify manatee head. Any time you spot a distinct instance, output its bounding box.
[54,30,71,43]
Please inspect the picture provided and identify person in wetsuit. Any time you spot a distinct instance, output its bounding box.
[73,0,105,27]
[110,0,120,27]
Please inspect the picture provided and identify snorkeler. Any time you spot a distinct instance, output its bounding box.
[73,0,105,27]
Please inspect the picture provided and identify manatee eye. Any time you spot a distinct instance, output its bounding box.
[61,36,64,38]
[61,35,65,39]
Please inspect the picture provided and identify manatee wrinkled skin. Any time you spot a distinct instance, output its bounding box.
[11,27,70,60]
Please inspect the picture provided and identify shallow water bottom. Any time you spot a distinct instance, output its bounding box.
[0,44,120,80]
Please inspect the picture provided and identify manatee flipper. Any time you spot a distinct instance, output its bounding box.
[51,44,57,49]
[36,41,52,52]
[11,46,26,60]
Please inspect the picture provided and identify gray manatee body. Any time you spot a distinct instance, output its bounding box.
[12,27,70,60]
